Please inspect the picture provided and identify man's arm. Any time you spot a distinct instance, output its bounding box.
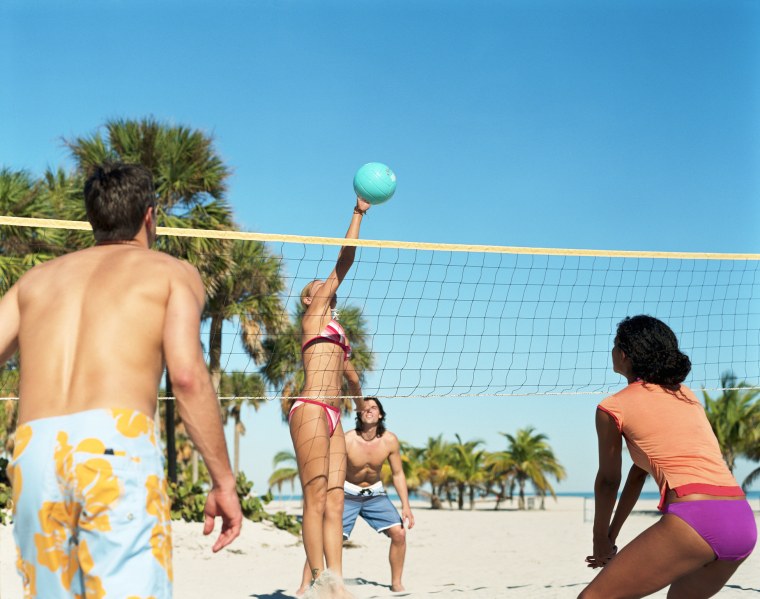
[0,284,20,365]
[387,433,415,529]
[163,262,242,552]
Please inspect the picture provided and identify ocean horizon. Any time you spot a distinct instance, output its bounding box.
[265,490,760,503]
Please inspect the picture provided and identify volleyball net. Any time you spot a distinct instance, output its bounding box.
[1,216,759,400]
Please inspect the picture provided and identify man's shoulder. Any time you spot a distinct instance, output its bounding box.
[147,250,202,281]
[381,430,399,448]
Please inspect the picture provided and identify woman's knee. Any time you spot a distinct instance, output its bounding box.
[303,478,328,511]
[324,488,345,515]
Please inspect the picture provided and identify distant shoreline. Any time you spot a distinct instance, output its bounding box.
[266,490,760,502]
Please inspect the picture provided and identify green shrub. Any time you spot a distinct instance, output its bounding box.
[0,457,12,525]
[168,470,301,535]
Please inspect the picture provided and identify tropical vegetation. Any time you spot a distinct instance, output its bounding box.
[0,117,299,528]
[703,372,760,491]
[378,428,565,510]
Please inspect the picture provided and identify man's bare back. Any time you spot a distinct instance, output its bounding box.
[12,243,200,424]
[0,163,242,598]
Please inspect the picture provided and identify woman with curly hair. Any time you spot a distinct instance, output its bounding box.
[580,315,756,598]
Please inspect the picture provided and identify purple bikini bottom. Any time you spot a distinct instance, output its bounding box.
[664,499,757,561]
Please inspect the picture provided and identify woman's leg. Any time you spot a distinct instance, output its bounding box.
[296,559,311,596]
[290,403,330,583]
[324,421,347,577]
[579,514,716,599]
[667,558,745,598]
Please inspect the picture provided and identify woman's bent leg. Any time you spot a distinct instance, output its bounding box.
[291,403,330,582]
[667,558,745,598]
[579,514,716,599]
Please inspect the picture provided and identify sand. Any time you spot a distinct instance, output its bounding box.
[1,497,758,598]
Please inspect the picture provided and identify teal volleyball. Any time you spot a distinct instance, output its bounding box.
[353,162,397,205]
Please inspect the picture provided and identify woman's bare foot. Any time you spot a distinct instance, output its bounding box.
[391,583,406,592]
[303,570,354,599]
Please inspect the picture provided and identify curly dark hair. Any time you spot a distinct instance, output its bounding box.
[615,315,691,387]
[355,397,386,437]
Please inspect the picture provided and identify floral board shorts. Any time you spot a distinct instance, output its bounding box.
[8,408,172,598]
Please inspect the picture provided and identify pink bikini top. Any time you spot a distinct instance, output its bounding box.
[302,319,352,361]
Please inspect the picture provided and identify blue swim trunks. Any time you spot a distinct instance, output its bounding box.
[9,408,172,598]
[342,481,403,539]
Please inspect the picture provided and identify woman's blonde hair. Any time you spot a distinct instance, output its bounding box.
[300,280,317,306]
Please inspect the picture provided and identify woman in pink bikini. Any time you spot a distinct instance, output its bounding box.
[581,315,756,598]
[289,196,370,596]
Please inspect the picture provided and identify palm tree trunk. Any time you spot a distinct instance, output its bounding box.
[469,485,475,510]
[518,480,525,510]
[234,416,241,477]
[209,315,223,393]
[165,371,177,484]
[457,483,464,510]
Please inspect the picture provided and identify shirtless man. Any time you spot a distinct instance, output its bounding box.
[299,397,415,594]
[0,163,242,598]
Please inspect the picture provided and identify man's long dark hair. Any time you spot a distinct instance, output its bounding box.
[355,396,386,437]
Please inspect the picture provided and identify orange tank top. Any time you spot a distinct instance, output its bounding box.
[598,381,742,511]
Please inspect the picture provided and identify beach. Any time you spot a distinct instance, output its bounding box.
[1,497,758,598]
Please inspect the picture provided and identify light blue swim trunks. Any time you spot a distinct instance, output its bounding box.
[9,408,172,599]
[342,481,403,539]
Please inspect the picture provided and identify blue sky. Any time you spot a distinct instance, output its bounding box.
[2,0,759,493]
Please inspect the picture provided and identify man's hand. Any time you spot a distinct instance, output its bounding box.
[203,486,243,553]
[402,506,415,530]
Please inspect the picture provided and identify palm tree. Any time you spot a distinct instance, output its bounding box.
[65,117,236,294]
[262,303,374,419]
[414,435,456,509]
[38,167,91,252]
[703,372,760,472]
[268,450,299,501]
[449,434,487,510]
[500,427,566,510]
[66,118,236,483]
[0,168,60,294]
[742,443,760,492]
[205,240,287,392]
[483,450,516,510]
[219,372,268,477]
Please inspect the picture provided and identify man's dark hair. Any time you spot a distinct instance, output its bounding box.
[615,315,691,388]
[355,396,386,437]
[84,162,156,242]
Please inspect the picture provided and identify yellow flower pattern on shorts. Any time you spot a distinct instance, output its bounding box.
[113,408,153,439]
[15,546,37,599]
[33,500,79,589]
[12,409,172,598]
[9,424,33,507]
[146,474,173,581]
